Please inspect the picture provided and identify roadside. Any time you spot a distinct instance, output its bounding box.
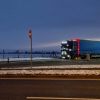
[0,59,100,79]
[0,67,100,79]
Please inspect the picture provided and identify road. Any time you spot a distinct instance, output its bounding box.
[0,78,100,100]
[1,59,100,69]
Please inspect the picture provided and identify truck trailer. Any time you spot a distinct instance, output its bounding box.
[61,39,100,59]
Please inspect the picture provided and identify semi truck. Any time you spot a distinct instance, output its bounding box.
[61,39,100,59]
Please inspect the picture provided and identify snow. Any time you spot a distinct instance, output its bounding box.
[0,65,100,76]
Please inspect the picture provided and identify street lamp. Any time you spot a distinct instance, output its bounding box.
[28,29,32,67]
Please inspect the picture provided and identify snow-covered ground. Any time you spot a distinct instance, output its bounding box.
[0,65,100,76]
[1,65,100,70]
[0,57,59,62]
[31,65,100,69]
[0,69,100,75]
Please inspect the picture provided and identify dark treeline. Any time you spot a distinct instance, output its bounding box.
[0,49,60,54]
[0,49,61,58]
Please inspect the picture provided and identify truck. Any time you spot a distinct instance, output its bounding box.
[61,39,100,59]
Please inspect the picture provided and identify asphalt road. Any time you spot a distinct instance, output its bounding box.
[0,78,100,100]
[1,59,100,69]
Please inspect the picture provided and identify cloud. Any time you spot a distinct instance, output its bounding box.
[84,38,100,41]
[33,41,61,48]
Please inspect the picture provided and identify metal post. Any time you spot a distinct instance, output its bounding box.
[30,35,32,66]
[28,29,33,68]
[3,49,4,59]
[28,29,32,67]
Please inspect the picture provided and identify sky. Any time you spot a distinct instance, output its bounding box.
[0,0,100,51]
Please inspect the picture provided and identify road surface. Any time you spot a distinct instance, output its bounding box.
[1,59,100,69]
[0,78,100,100]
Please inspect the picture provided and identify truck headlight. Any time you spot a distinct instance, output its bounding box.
[67,55,70,58]
[69,49,72,51]
[61,51,67,55]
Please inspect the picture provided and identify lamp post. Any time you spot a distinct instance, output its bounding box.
[28,29,32,67]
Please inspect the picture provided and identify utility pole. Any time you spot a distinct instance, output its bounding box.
[3,49,5,59]
[28,29,32,67]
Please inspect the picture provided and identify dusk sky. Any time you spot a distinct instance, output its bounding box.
[0,0,100,51]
